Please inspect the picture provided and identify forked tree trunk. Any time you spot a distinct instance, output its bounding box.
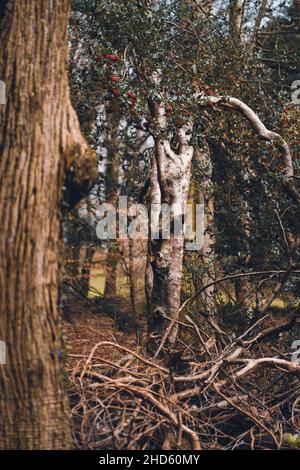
[0,0,97,449]
[146,102,193,353]
[147,153,192,353]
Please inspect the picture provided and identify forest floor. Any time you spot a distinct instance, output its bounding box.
[64,298,146,366]
[63,296,300,450]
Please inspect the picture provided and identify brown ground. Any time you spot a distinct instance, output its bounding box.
[64,299,147,368]
[62,300,300,450]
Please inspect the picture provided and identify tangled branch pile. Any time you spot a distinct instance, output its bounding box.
[68,310,300,450]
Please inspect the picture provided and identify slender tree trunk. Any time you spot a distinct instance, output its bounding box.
[0,0,97,449]
[128,239,138,320]
[145,155,161,340]
[193,146,217,318]
[128,238,147,318]
[249,0,268,53]
[79,244,95,297]
[104,108,120,298]
[104,242,119,298]
[229,0,244,39]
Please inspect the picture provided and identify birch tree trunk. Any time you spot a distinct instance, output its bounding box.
[0,0,97,449]
[146,101,193,353]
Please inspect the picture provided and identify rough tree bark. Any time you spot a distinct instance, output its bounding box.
[0,0,97,449]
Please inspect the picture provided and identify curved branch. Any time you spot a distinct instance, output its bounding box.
[202,95,300,204]
[179,268,300,312]
[249,0,268,53]
[234,357,300,379]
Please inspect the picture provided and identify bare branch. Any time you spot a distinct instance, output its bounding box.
[201,95,300,204]
[234,358,300,379]
[179,268,300,312]
[249,0,269,53]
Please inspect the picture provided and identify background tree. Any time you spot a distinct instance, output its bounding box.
[67,0,300,346]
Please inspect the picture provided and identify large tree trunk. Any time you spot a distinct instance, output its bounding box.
[0,0,97,449]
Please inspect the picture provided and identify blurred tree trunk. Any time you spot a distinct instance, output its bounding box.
[229,0,252,309]
[229,0,244,39]
[193,146,217,319]
[104,110,120,298]
[129,239,138,320]
[78,244,95,297]
[0,0,97,449]
[128,237,147,318]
